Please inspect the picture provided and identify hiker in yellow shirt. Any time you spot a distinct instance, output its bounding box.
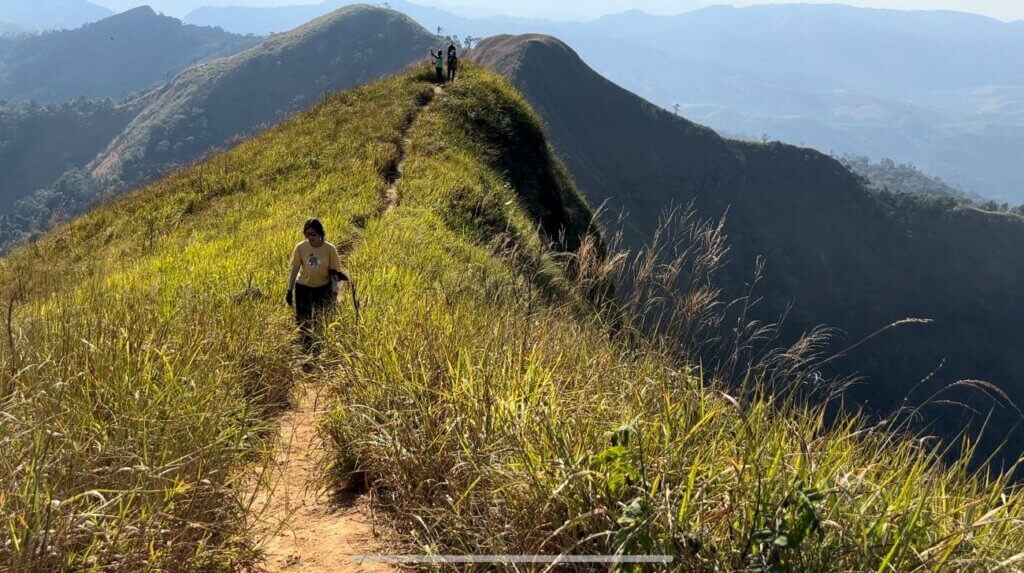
[286,219,347,350]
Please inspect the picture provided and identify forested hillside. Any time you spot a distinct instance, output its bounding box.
[0,6,258,102]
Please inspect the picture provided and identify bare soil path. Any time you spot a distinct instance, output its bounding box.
[251,382,391,573]
[384,84,442,209]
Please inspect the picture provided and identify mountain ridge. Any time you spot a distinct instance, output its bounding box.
[4,60,1024,571]
[86,5,437,187]
[472,33,1024,461]
[182,1,1024,202]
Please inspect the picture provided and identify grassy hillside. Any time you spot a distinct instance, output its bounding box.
[88,5,437,190]
[0,7,259,102]
[472,34,1024,466]
[3,63,1024,570]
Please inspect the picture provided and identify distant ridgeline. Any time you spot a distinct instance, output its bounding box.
[0,7,259,102]
[841,155,1024,216]
[0,0,112,31]
[471,34,1024,465]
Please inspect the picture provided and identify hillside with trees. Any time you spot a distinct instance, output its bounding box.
[0,98,144,250]
[0,6,259,102]
[87,5,438,191]
[0,6,438,251]
[842,155,1024,214]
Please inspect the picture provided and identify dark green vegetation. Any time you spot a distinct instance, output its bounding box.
[842,155,1024,216]
[472,34,1024,465]
[0,7,259,102]
[4,59,1024,572]
[0,5,438,251]
[0,0,112,31]
[0,99,138,249]
[841,155,976,200]
[0,100,136,212]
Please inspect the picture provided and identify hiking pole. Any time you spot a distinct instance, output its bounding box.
[350,279,361,330]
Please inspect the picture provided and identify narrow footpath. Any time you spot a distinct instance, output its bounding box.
[250,84,441,572]
[251,382,390,572]
[384,85,441,209]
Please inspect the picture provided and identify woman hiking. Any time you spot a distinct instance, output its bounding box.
[286,219,347,351]
[430,50,445,85]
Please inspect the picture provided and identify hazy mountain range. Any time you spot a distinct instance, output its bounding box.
[187,0,1024,203]
[0,20,24,35]
[0,6,258,101]
[88,5,436,185]
[0,0,113,30]
[0,5,438,246]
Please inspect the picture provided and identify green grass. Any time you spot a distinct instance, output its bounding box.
[3,64,1024,571]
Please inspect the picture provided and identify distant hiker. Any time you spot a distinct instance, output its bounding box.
[286,219,347,351]
[447,46,459,82]
[431,50,445,85]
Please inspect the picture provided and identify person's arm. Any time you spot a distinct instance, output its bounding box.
[287,246,301,306]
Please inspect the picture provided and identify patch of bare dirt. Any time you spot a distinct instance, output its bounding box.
[250,382,392,573]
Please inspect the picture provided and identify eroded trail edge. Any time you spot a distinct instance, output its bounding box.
[250,85,442,573]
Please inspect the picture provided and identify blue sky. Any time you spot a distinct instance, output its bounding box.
[96,0,1024,22]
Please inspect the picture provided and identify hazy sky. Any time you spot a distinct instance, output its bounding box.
[95,0,1024,22]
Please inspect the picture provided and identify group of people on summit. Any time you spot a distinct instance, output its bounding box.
[431,43,459,85]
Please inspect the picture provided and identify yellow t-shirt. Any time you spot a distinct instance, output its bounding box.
[291,240,341,288]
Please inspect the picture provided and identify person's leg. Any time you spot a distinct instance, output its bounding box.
[294,284,315,352]
[307,285,336,354]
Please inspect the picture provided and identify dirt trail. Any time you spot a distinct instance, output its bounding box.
[250,84,443,572]
[251,382,391,573]
[384,84,442,209]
